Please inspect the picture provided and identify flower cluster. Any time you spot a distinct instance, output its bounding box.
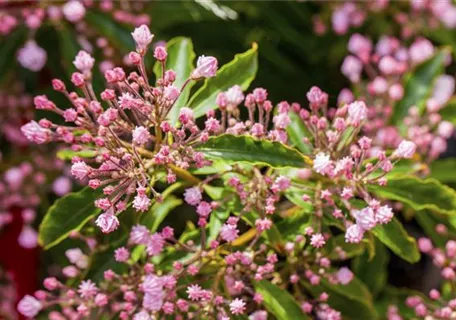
[313,1,456,37]
[385,237,456,319]
[1,0,150,72]
[340,33,454,161]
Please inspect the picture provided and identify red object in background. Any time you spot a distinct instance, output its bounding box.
[0,207,39,320]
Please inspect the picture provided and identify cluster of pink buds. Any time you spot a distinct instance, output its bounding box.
[0,158,72,248]
[313,1,456,37]
[20,24,220,234]
[1,0,150,72]
[288,86,416,243]
[339,33,454,161]
[385,237,456,319]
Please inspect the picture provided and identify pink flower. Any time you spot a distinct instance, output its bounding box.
[34,95,56,110]
[220,224,239,242]
[17,295,42,318]
[184,187,202,206]
[114,247,130,262]
[73,51,95,74]
[256,218,272,232]
[375,205,394,224]
[249,310,268,320]
[347,101,367,126]
[78,280,98,298]
[191,55,218,79]
[63,108,78,122]
[133,194,151,212]
[62,0,86,22]
[179,107,194,124]
[18,226,38,249]
[336,267,354,285]
[52,176,72,196]
[187,284,203,301]
[131,25,154,51]
[225,85,244,106]
[341,55,362,83]
[307,86,328,109]
[310,233,326,248]
[418,237,433,253]
[130,225,150,244]
[313,153,332,175]
[345,224,364,243]
[133,311,152,320]
[132,126,151,145]
[94,293,108,307]
[273,113,291,129]
[95,212,120,233]
[163,85,180,101]
[437,121,454,139]
[196,201,212,218]
[146,233,165,256]
[154,46,168,61]
[21,120,51,144]
[393,140,416,159]
[230,298,246,315]
[71,161,91,180]
[355,207,377,231]
[409,38,434,64]
[348,33,372,57]
[17,41,47,71]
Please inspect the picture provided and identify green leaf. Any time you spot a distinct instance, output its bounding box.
[189,43,258,118]
[56,149,97,161]
[303,277,377,319]
[153,37,195,125]
[440,99,456,125]
[141,195,183,232]
[369,175,456,215]
[429,158,456,183]
[57,25,81,73]
[0,27,26,85]
[371,217,420,263]
[324,234,366,260]
[195,134,311,168]
[352,238,390,296]
[392,49,448,126]
[254,281,310,320]
[276,210,312,241]
[286,110,313,154]
[39,187,101,250]
[84,11,134,51]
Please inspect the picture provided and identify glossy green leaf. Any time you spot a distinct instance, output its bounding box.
[195,134,310,168]
[254,281,310,320]
[392,49,447,126]
[57,25,81,73]
[56,149,97,161]
[141,195,183,232]
[286,111,312,154]
[39,187,101,250]
[369,175,456,215]
[276,210,312,241]
[352,238,390,296]
[153,37,195,124]
[371,217,420,263]
[189,43,258,118]
[84,11,134,50]
[303,277,377,319]
[430,158,456,183]
[440,99,456,124]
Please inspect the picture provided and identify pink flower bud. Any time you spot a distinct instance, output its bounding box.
[393,140,416,159]
[95,212,120,233]
[163,85,180,101]
[63,108,78,122]
[52,79,66,91]
[73,50,95,74]
[337,267,354,285]
[71,161,91,180]
[154,46,168,61]
[34,95,56,110]
[345,224,364,243]
[71,72,85,87]
[376,205,394,224]
[179,107,194,125]
[129,51,141,65]
[347,101,367,126]
[18,295,42,318]
[191,55,218,79]
[17,41,47,72]
[131,25,154,52]
[21,121,52,144]
[62,0,86,22]
[132,126,151,145]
